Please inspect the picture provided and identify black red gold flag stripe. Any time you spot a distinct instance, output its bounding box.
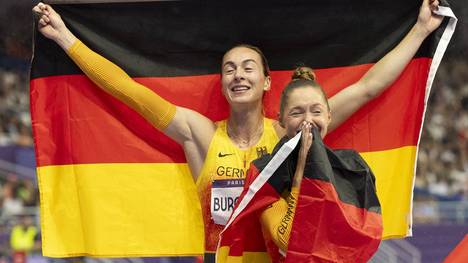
[217,129,382,262]
[30,0,456,257]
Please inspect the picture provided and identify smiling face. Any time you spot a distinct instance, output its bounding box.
[221,47,271,106]
[280,86,331,139]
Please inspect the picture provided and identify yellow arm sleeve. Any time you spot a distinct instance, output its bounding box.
[260,187,300,252]
[66,40,176,130]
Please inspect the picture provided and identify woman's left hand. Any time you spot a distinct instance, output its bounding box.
[416,0,444,36]
[298,122,313,164]
[292,122,313,188]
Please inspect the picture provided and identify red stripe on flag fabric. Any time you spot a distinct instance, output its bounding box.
[286,177,382,262]
[218,165,278,256]
[323,58,431,151]
[31,58,429,166]
[444,235,468,263]
[30,75,187,166]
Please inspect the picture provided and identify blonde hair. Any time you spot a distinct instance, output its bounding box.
[279,66,329,121]
[291,66,317,81]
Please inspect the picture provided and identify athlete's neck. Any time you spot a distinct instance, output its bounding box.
[227,103,264,149]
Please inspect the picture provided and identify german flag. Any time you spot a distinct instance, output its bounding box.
[217,128,382,262]
[30,0,456,257]
[444,234,468,263]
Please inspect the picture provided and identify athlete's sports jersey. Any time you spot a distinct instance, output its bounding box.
[196,118,279,253]
[66,39,281,257]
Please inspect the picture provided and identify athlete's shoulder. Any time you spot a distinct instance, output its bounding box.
[264,117,278,127]
[214,119,228,127]
[265,118,284,138]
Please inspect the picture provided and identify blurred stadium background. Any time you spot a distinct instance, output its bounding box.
[0,0,466,262]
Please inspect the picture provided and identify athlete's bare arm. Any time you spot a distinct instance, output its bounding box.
[33,3,215,179]
[327,0,443,132]
[272,0,442,138]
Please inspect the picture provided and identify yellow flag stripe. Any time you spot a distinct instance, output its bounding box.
[38,146,416,256]
[217,246,271,263]
[361,145,417,238]
[216,147,417,260]
[37,163,204,257]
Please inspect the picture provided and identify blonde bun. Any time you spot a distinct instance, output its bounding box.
[291,66,316,81]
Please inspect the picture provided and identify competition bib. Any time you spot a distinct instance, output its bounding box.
[211,179,244,225]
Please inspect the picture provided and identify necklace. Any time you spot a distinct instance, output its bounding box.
[227,120,264,149]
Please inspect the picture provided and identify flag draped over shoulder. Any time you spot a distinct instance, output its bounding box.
[30,0,456,257]
[217,129,382,263]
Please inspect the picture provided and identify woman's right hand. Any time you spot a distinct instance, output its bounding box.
[298,122,313,165]
[33,3,76,50]
[292,122,313,188]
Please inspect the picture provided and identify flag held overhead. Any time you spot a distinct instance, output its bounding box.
[30,0,456,257]
[217,129,382,263]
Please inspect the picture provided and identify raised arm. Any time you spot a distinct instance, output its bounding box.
[33,3,215,177]
[328,0,443,132]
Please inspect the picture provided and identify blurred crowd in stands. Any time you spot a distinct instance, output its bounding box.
[415,59,468,201]
[0,69,33,147]
[0,67,40,262]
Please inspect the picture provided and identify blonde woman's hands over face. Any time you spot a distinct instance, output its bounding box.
[33,3,69,43]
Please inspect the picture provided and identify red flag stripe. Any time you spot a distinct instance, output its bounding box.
[31,58,429,166]
[219,169,382,258]
[218,181,279,255]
